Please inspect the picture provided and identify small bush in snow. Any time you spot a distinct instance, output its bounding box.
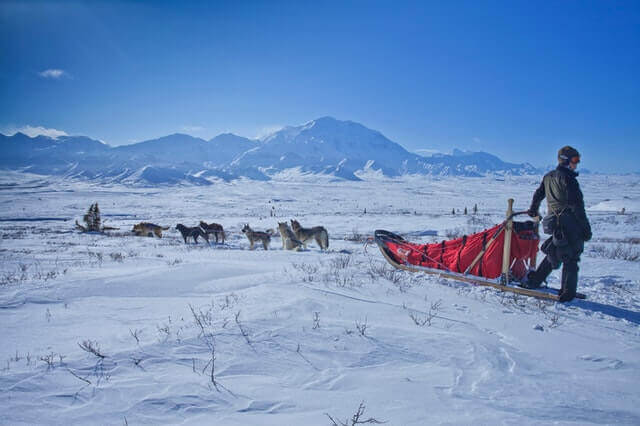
[589,244,640,262]
[0,271,17,286]
[344,228,367,243]
[188,303,220,390]
[291,262,320,282]
[409,299,442,327]
[595,215,618,226]
[593,237,640,245]
[624,215,639,225]
[235,310,256,352]
[367,261,400,283]
[39,352,63,370]
[312,311,320,329]
[498,291,527,310]
[467,214,493,231]
[110,252,125,262]
[608,280,633,296]
[325,401,386,425]
[443,227,465,239]
[330,254,352,270]
[355,317,368,337]
[156,323,171,342]
[547,312,563,328]
[323,267,357,288]
[78,340,106,359]
[86,250,103,265]
[129,328,142,345]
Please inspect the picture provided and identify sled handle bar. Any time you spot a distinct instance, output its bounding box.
[508,210,537,221]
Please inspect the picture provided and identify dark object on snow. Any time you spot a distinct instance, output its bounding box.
[527,159,591,302]
[132,222,169,238]
[374,199,586,301]
[176,224,210,244]
[75,202,119,233]
[376,220,536,280]
[529,165,591,239]
[374,227,585,301]
[199,221,225,243]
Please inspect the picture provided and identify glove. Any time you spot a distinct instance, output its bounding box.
[583,227,592,242]
[527,208,539,218]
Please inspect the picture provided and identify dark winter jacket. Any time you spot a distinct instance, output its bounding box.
[529,165,592,242]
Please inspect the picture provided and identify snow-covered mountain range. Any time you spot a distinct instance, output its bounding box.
[1,117,538,185]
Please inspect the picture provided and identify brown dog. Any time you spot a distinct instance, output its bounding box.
[199,221,225,244]
[132,222,169,238]
[290,219,329,250]
[241,224,271,250]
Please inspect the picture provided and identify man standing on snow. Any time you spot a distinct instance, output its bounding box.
[521,146,592,302]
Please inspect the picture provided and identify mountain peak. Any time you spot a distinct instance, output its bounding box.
[1,117,541,183]
[6,132,33,140]
[143,133,207,144]
[307,116,363,129]
[210,133,256,144]
[166,132,194,138]
[310,116,339,124]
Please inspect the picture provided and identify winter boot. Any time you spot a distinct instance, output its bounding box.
[518,270,541,289]
[519,257,555,289]
[557,291,575,303]
[558,260,579,302]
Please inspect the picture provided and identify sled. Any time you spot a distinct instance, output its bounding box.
[375,199,586,301]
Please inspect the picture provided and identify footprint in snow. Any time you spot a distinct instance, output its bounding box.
[579,354,623,370]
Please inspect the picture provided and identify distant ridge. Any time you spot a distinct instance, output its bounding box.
[1,117,539,185]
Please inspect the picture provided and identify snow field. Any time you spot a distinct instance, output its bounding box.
[0,173,639,425]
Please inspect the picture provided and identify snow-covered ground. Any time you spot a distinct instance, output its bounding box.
[1,172,639,425]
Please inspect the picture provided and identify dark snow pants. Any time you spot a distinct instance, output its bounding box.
[529,255,579,301]
[529,212,584,302]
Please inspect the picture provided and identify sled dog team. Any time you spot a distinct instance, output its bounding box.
[131,219,328,251]
[132,221,223,244]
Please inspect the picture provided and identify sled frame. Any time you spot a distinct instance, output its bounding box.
[377,239,564,301]
[374,198,586,301]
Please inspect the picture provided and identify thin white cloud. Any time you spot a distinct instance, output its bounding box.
[38,69,68,79]
[3,125,68,139]
[255,124,284,140]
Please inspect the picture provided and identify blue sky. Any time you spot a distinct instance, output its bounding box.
[1,1,638,172]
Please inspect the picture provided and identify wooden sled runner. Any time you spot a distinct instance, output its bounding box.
[375,199,586,301]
